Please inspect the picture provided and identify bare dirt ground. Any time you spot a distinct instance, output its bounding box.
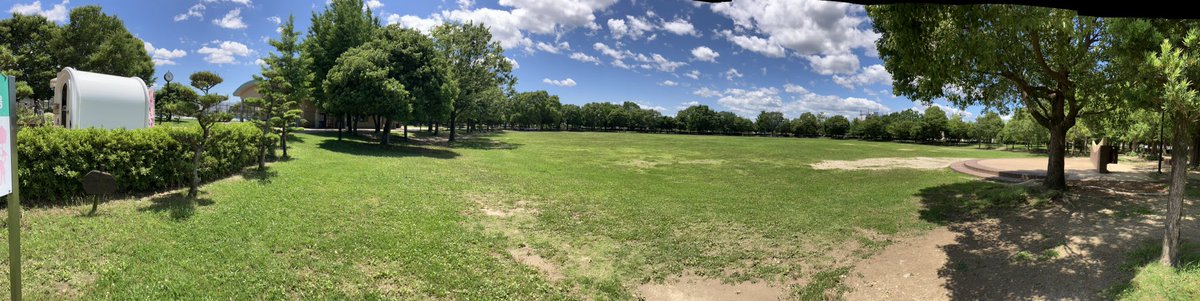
[811,157,972,171]
[636,276,784,301]
[845,181,1199,301]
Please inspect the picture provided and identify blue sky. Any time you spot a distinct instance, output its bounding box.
[7,0,987,119]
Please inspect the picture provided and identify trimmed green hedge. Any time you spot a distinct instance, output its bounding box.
[16,123,261,203]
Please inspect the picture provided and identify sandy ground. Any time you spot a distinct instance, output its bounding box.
[845,182,1199,300]
[811,157,972,171]
[636,277,784,301]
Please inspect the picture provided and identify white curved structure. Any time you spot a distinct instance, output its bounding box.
[51,67,153,129]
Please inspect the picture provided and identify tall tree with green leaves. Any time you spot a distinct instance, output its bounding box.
[432,22,515,142]
[869,4,1106,190]
[153,82,198,122]
[253,15,310,165]
[972,111,1005,147]
[755,111,787,136]
[1143,29,1200,267]
[323,46,409,145]
[190,71,223,95]
[304,0,379,139]
[53,6,154,84]
[791,112,821,137]
[0,13,59,114]
[823,115,851,138]
[921,106,948,141]
[179,72,233,198]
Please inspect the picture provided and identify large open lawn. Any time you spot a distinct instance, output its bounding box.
[3,131,1054,299]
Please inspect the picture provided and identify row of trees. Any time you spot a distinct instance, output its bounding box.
[0,7,155,118]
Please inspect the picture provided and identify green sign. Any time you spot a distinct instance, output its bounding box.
[0,75,7,117]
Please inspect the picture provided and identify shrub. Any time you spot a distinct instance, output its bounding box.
[16,123,260,204]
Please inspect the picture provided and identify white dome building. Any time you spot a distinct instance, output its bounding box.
[51,67,154,129]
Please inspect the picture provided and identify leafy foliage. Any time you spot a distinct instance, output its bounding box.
[15,123,260,203]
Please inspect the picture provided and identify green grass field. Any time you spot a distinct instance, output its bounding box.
[0,130,1073,299]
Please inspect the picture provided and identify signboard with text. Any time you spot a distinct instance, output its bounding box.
[0,75,12,196]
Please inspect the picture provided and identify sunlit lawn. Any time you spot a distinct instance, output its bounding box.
[2,130,1043,299]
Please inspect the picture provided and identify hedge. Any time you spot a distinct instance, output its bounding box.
[16,123,261,204]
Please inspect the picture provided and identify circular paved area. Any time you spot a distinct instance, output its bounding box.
[952,157,1162,182]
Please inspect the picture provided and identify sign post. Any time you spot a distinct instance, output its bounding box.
[2,74,20,301]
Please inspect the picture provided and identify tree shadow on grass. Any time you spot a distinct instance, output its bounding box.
[137,193,214,221]
[915,180,1199,300]
[317,137,460,159]
[243,168,279,185]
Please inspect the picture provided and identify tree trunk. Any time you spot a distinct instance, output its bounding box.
[381,118,392,145]
[188,126,210,199]
[435,121,441,135]
[337,114,344,141]
[1191,128,1200,168]
[1162,112,1190,267]
[373,115,381,134]
[450,110,458,142]
[403,124,408,140]
[1044,124,1069,191]
[280,128,290,159]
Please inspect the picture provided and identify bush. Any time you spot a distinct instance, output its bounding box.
[16,123,261,204]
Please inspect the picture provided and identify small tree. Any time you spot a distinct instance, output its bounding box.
[1146,31,1200,267]
[254,15,310,164]
[190,71,223,95]
[154,83,197,122]
[791,112,821,137]
[178,71,233,198]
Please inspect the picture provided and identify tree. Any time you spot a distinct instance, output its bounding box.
[869,5,1105,190]
[189,71,223,95]
[304,0,379,139]
[973,111,1005,147]
[53,6,154,84]
[253,15,311,164]
[1143,29,1200,267]
[374,25,451,141]
[921,106,948,142]
[823,115,851,138]
[791,112,821,137]
[0,13,59,115]
[432,22,515,142]
[179,72,233,198]
[677,105,717,133]
[755,111,787,135]
[323,46,409,145]
[154,82,198,122]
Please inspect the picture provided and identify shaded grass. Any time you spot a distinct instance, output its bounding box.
[1110,241,1200,300]
[1,130,1034,299]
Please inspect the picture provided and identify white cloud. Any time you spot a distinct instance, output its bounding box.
[658,80,678,87]
[662,19,697,36]
[457,0,474,9]
[213,8,247,29]
[784,83,809,94]
[506,57,520,69]
[543,78,577,87]
[365,0,383,9]
[593,42,629,60]
[832,64,892,88]
[197,40,252,64]
[805,53,860,75]
[608,15,655,40]
[710,0,879,57]
[724,68,744,81]
[678,101,701,110]
[719,30,785,58]
[684,70,700,80]
[175,3,205,21]
[535,41,569,54]
[693,87,723,98]
[612,59,631,69]
[638,53,686,72]
[716,86,890,118]
[636,102,668,112]
[438,0,618,50]
[254,58,267,67]
[267,16,281,24]
[913,102,972,119]
[144,42,188,66]
[386,14,443,33]
[10,0,69,23]
[569,52,601,65]
[691,46,719,62]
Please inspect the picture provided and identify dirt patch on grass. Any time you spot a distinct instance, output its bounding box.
[509,246,565,282]
[678,159,725,165]
[844,181,1200,300]
[636,276,784,301]
[811,157,969,171]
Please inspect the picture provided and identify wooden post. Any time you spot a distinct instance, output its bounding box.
[6,74,22,300]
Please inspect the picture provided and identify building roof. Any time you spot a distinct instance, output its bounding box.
[233,80,260,98]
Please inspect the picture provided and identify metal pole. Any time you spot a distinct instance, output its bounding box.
[7,74,22,301]
[1159,106,1165,174]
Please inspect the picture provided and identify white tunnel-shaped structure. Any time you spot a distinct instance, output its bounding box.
[51,67,153,129]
